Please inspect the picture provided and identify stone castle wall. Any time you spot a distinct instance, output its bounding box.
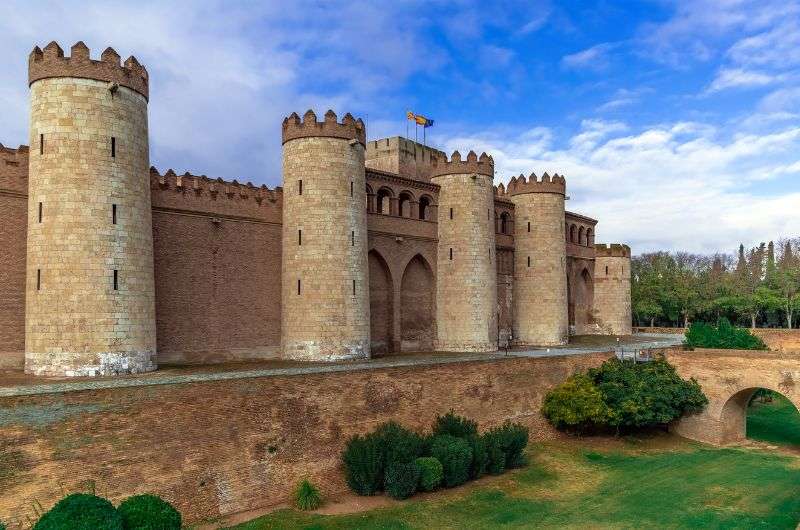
[593,244,632,335]
[25,77,156,376]
[281,113,371,360]
[0,351,612,527]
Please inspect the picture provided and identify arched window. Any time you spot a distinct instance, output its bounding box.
[579,226,585,246]
[419,196,431,220]
[376,188,393,215]
[569,224,576,243]
[398,191,413,218]
[586,228,594,246]
[500,212,511,235]
[365,184,374,212]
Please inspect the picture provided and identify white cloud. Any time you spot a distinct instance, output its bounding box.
[561,43,617,71]
[440,118,800,254]
[706,68,778,93]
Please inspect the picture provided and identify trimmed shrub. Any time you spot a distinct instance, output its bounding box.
[375,421,425,470]
[590,358,708,429]
[117,494,181,530]
[34,493,122,530]
[432,411,478,439]
[485,422,529,469]
[542,373,610,432]
[685,318,766,350]
[415,457,443,492]
[429,435,473,488]
[342,432,384,495]
[385,462,420,500]
[467,435,488,479]
[293,480,323,511]
[485,439,506,475]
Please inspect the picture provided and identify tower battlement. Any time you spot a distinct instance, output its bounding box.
[430,150,493,178]
[281,109,366,145]
[595,243,631,258]
[0,143,29,167]
[503,172,566,196]
[0,143,29,194]
[29,41,149,100]
[150,167,281,205]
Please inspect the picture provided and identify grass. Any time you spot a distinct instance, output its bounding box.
[226,436,800,529]
[747,392,800,448]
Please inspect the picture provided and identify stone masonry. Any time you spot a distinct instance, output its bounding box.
[507,173,569,346]
[281,111,371,360]
[25,42,156,376]
[431,152,498,352]
[0,40,633,373]
[593,244,633,335]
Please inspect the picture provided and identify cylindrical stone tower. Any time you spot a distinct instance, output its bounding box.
[25,41,156,376]
[431,151,497,352]
[508,173,569,346]
[281,110,370,361]
[593,244,633,335]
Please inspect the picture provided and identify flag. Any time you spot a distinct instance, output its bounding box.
[407,111,434,128]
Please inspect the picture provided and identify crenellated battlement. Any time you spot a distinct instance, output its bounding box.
[150,167,282,206]
[504,172,566,196]
[429,150,494,179]
[29,41,149,100]
[0,143,30,194]
[595,243,631,258]
[281,109,366,146]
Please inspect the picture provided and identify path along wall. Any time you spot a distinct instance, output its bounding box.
[0,352,610,527]
[633,326,800,352]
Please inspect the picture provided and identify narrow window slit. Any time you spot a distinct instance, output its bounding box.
[527,221,531,233]
[298,229,302,245]
[39,134,44,155]
[112,204,117,225]
[111,137,116,158]
[36,269,41,291]
[298,180,303,195]
[449,248,453,260]
[38,202,42,223]
[113,270,119,291]
[351,230,355,246]
[297,279,301,295]
[352,279,356,296]
[528,256,531,267]
[449,208,453,220]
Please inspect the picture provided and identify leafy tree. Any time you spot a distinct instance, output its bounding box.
[542,373,610,432]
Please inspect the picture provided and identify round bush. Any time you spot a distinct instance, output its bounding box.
[485,440,506,475]
[34,493,122,530]
[429,435,473,488]
[385,462,420,500]
[117,494,181,530]
[293,480,323,511]
[415,457,443,492]
[432,411,478,439]
[467,435,488,479]
[542,373,609,432]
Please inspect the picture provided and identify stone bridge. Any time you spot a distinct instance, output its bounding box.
[665,349,800,446]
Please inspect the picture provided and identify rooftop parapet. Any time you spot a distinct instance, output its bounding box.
[0,143,30,193]
[595,243,631,258]
[429,150,494,179]
[150,167,281,204]
[29,41,149,100]
[504,172,566,196]
[281,109,366,146]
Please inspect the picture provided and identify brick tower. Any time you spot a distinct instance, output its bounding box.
[281,110,370,360]
[431,151,497,352]
[593,244,633,335]
[507,173,569,345]
[25,42,156,376]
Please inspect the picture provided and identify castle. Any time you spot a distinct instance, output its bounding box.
[0,42,632,377]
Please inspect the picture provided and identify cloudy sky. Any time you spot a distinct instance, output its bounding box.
[1,0,798,254]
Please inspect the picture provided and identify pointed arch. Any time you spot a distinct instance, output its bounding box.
[400,254,435,352]
[369,249,394,355]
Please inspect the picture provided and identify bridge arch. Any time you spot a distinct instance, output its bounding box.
[667,349,800,446]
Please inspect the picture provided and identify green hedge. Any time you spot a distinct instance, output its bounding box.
[342,432,384,495]
[117,494,181,530]
[385,463,420,500]
[685,318,766,350]
[429,435,473,488]
[33,494,123,530]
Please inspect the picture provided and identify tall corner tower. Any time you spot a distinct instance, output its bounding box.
[281,110,370,361]
[25,41,156,376]
[593,244,632,335]
[431,151,497,352]
[507,173,568,346]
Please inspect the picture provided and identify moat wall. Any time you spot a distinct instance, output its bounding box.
[0,352,610,527]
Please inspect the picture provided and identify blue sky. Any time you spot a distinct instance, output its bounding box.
[1,0,799,253]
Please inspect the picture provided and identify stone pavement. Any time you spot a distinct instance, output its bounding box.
[0,333,684,398]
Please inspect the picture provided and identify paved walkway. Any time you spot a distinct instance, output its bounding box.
[0,333,684,398]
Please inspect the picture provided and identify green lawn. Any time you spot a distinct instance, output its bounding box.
[748,393,800,448]
[227,437,800,529]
